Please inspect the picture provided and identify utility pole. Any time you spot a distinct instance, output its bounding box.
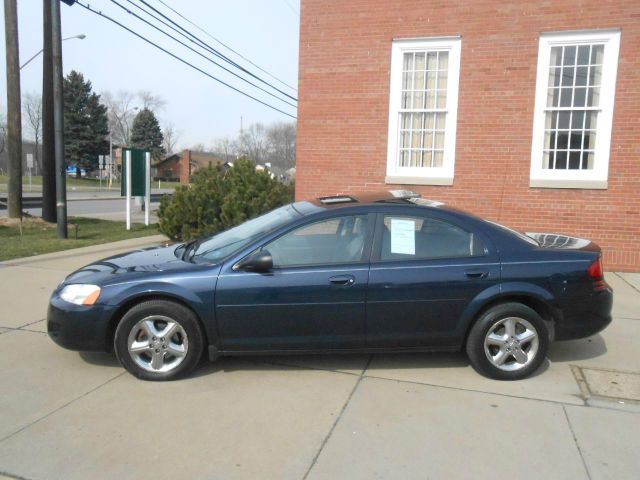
[52,0,67,238]
[41,0,56,222]
[3,0,22,218]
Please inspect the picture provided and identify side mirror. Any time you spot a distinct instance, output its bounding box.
[234,250,273,272]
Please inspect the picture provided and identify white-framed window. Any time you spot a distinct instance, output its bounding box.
[530,30,621,189]
[386,37,461,186]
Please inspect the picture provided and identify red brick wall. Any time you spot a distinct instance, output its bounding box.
[179,150,191,184]
[296,0,640,271]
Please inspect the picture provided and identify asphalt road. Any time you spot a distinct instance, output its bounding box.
[1,196,161,223]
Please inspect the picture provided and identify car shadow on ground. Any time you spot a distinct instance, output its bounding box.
[77,334,607,380]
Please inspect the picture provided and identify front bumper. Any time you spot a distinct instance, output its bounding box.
[47,292,117,352]
[555,287,613,341]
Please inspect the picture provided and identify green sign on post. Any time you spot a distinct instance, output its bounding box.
[120,148,148,197]
[121,147,151,230]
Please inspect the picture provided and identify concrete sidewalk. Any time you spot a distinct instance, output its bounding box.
[0,239,638,480]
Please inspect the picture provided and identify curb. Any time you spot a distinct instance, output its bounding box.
[1,234,170,266]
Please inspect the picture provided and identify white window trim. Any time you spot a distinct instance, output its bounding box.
[386,37,461,186]
[530,29,621,189]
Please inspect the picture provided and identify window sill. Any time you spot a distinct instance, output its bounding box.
[529,178,608,189]
[385,175,453,186]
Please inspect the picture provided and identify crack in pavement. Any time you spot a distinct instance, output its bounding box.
[562,405,593,480]
[614,272,640,295]
[0,371,126,445]
[0,469,34,480]
[302,355,373,480]
[254,355,639,414]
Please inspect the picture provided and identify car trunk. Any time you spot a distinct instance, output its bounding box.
[525,232,602,253]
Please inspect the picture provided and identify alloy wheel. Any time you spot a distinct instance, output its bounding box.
[127,315,189,373]
[483,316,539,372]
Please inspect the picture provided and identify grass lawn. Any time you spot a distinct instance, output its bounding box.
[0,216,160,261]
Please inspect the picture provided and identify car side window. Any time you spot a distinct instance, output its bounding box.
[265,215,369,267]
[380,215,484,261]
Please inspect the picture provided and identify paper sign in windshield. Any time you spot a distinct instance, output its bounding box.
[390,218,415,255]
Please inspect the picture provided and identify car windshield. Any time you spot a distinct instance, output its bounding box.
[190,204,301,263]
[484,220,540,246]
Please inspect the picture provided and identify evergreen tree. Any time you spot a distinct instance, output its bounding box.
[130,107,165,161]
[158,158,293,240]
[63,71,109,177]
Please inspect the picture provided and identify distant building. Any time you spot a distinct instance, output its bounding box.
[153,149,225,183]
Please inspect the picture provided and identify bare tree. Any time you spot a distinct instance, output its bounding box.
[138,90,165,111]
[239,123,268,164]
[0,112,7,156]
[211,136,236,161]
[103,90,167,147]
[266,122,296,169]
[102,90,137,146]
[23,92,43,171]
[190,142,206,152]
[162,122,180,155]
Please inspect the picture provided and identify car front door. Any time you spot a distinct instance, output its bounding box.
[366,209,500,348]
[215,213,374,352]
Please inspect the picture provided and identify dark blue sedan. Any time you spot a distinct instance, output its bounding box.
[47,190,613,381]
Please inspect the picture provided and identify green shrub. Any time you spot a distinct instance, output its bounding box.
[158,158,294,241]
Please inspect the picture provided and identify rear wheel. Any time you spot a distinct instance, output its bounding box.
[466,302,548,380]
[114,300,204,381]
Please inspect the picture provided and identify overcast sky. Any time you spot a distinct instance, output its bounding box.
[0,0,300,149]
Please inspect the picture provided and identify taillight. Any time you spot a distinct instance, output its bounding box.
[588,256,606,290]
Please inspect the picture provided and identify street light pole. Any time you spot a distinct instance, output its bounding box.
[52,0,67,238]
[20,34,85,70]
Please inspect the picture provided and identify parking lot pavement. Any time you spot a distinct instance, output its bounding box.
[0,242,638,480]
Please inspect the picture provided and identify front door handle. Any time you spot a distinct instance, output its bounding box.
[465,270,489,279]
[329,274,356,286]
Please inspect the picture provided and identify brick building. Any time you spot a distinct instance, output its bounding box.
[153,150,225,183]
[295,0,640,271]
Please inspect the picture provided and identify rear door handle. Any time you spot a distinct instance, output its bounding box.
[465,270,489,279]
[329,274,355,286]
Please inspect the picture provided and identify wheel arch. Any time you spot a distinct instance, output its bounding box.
[105,292,210,352]
[460,284,560,345]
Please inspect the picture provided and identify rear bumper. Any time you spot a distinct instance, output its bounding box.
[47,292,116,352]
[555,287,613,341]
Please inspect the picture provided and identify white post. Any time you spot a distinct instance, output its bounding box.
[108,134,113,189]
[145,152,151,226]
[26,153,33,192]
[126,150,131,230]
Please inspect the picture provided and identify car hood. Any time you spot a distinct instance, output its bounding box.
[64,244,193,285]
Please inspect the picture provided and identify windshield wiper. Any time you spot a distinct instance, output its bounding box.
[178,239,199,261]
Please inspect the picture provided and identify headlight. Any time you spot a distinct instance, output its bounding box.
[59,284,101,306]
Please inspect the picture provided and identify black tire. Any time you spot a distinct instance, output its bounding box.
[466,302,549,380]
[114,299,205,381]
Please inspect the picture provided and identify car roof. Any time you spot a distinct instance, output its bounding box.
[306,190,459,213]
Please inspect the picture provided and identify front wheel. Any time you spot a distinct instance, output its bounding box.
[114,300,204,381]
[466,303,549,380]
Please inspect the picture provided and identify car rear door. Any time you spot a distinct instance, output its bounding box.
[366,208,500,348]
[215,213,375,352]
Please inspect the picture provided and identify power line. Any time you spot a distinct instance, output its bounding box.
[282,0,300,17]
[128,0,285,100]
[111,0,296,108]
[137,0,297,102]
[155,0,297,93]
[74,1,296,119]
